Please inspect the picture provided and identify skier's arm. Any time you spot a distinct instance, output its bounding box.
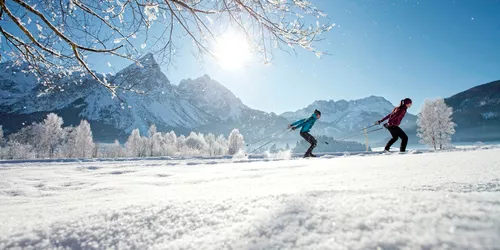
[379,113,391,123]
[290,119,306,128]
[292,115,316,129]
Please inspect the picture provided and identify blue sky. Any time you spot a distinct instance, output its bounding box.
[152,0,500,114]
[3,0,499,115]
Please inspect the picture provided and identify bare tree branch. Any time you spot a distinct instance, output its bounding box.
[1,0,333,95]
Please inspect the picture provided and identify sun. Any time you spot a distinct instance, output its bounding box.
[213,33,252,70]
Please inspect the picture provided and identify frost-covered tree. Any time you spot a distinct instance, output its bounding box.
[8,123,45,158]
[5,141,36,160]
[147,125,155,154]
[146,124,162,157]
[150,132,163,157]
[205,133,218,156]
[92,143,100,158]
[41,113,66,158]
[228,129,245,155]
[125,129,146,157]
[214,135,229,155]
[0,125,4,147]
[161,131,177,156]
[60,126,77,158]
[215,134,229,156]
[285,143,290,151]
[185,132,207,155]
[0,127,4,158]
[417,98,456,150]
[4,116,96,159]
[74,120,95,158]
[148,125,157,138]
[109,140,124,158]
[176,135,187,155]
[0,0,333,92]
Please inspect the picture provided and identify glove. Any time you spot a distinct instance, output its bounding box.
[375,121,381,125]
[291,126,297,130]
[383,123,389,128]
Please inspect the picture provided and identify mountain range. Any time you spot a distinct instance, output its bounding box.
[445,80,500,142]
[0,54,498,143]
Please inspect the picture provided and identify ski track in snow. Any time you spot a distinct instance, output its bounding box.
[1,149,500,249]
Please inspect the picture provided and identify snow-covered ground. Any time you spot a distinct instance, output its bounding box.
[1,149,500,249]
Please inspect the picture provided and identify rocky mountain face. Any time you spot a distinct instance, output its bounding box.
[12,53,491,146]
[176,74,291,141]
[445,80,500,141]
[0,54,289,142]
[0,54,212,141]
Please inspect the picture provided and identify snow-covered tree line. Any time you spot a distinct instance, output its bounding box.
[122,126,244,158]
[417,98,456,150]
[0,114,95,160]
[0,114,245,160]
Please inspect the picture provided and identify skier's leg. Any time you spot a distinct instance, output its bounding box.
[300,132,310,156]
[384,127,399,151]
[396,127,408,152]
[301,132,316,157]
[308,134,317,156]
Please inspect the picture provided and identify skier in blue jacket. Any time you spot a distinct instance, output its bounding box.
[288,109,321,158]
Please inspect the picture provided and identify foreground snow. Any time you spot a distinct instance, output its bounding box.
[1,149,500,249]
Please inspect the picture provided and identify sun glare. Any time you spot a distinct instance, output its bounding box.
[213,33,252,70]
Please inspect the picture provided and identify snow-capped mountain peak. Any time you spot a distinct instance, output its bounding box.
[0,54,213,141]
[111,53,171,92]
[177,75,246,121]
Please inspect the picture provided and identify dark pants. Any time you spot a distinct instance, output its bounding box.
[300,131,317,156]
[385,126,408,152]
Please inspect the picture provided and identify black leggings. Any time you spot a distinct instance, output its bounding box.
[300,132,317,155]
[385,126,408,152]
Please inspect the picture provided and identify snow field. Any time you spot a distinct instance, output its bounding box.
[1,149,500,249]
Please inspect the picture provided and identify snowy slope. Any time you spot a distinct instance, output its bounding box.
[0,54,213,140]
[445,80,500,141]
[176,74,291,140]
[177,74,247,121]
[1,149,500,249]
[90,54,213,131]
[0,62,39,109]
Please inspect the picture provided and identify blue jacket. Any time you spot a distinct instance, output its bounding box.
[291,114,318,133]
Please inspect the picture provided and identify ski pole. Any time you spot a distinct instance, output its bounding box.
[246,129,292,155]
[245,128,289,147]
[338,127,385,141]
[324,125,384,144]
[365,127,385,134]
[334,124,379,141]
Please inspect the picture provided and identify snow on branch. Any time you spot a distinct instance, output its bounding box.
[0,0,333,93]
